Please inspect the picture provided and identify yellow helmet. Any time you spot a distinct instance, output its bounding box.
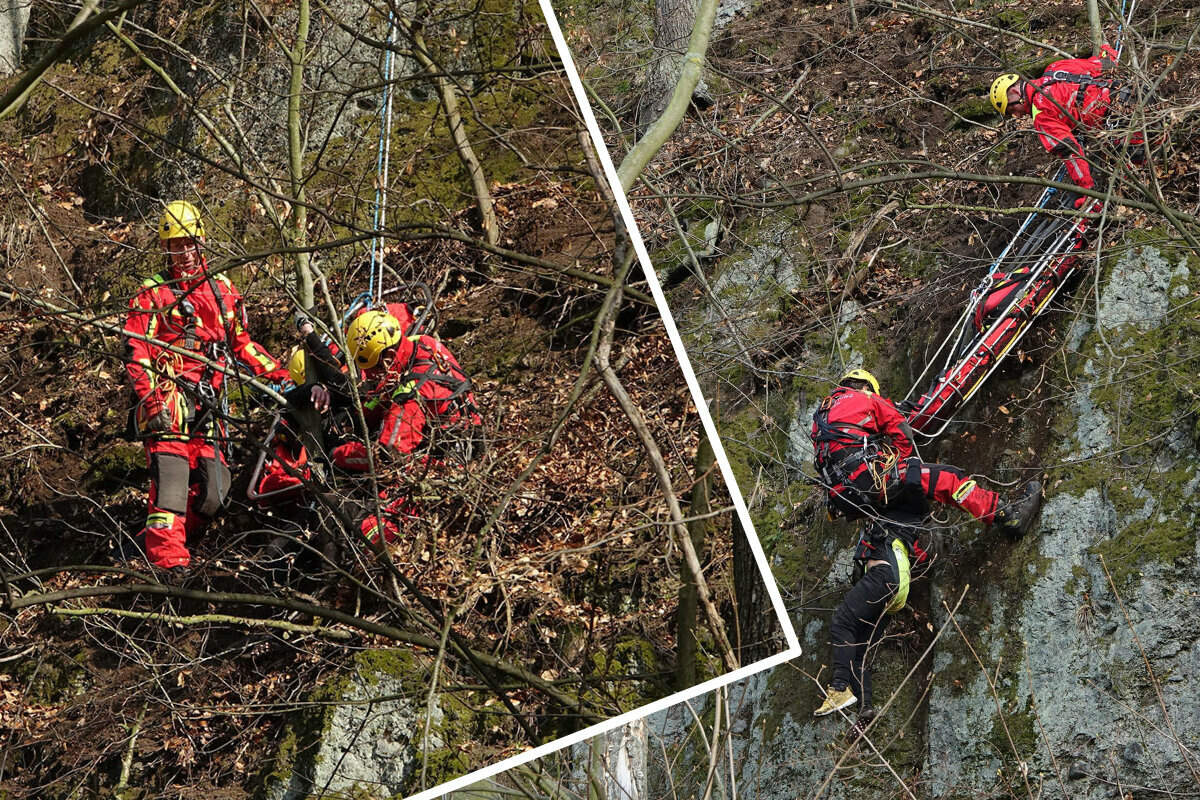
[287,347,306,385]
[840,368,880,395]
[346,310,402,370]
[159,200,206,241]
[989,73,1022,115]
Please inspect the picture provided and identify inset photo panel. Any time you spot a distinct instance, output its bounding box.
[0,1,795,798]
[543,0,1200,796]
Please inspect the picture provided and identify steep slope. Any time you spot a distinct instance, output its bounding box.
[556,0,1200,796]
[0,3,748,797]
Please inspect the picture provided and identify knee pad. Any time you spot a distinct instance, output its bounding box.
[152,453,190,514]
[197,457,231,517]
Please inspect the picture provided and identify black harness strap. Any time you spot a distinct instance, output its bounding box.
[407,358,474,403]
[1033,70,1120,131]
[920,464,943,500]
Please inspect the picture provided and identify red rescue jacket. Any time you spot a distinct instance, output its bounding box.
[124,260,286,401]
[361,332,482,455]
[1024,45,1119,189]
[810,386,914,466]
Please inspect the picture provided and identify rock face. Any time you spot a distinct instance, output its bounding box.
[263,650,463,800]
[626,242,1200,799]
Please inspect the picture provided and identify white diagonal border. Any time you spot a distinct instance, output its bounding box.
[408,5,802,797]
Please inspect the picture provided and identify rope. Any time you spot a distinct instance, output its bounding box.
[866,446,900,506]
[1115,0,1136,58]
[368,10,398,305]
[906,7,1140,415]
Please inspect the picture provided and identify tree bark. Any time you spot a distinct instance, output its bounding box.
[1087,0,1103,54]
[595,221,738,674]
[732,508,779,664]
[619,0,718,190]
[288,0,314,307]
[637,0,711,135]
[0,0,31,77]
[676,434,715,689]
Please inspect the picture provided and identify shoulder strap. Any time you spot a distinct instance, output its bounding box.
[1044,70,1117,90]
[811,392,875,446]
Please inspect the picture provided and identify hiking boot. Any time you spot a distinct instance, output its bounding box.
[156,564,191,587]
[846,707,877,740]
[994,480,1042,538]
[814,686,857,717]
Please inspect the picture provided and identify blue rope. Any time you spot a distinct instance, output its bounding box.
[367,10,397,305]
[344,291,373,330]
[1115,0,1130,57]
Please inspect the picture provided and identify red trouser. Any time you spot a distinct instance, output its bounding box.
[358,492,420,546]
[141,437,229,568]
[908,461,997,522]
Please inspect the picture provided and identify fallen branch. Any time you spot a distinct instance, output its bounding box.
[6,577,604,721]
[594,220,738,674]
[52,604,355,640]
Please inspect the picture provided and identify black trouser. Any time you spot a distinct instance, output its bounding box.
[830,544,901,709]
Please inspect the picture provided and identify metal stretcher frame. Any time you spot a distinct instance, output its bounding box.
[903,185,1097,442]
[246,411,298,502]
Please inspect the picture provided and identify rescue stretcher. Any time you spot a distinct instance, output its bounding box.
[902,178,1101,441]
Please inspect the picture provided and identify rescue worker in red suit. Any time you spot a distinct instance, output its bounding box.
[990,45,1140,207]
[333,304,482,469]
[124,201,289,574]
[298,305,482,544]
[810,369,1039,534]
[811,369,1041,724]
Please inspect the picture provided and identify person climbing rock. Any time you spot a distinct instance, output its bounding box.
[814,511,926,719]
[123,200,289,576]
[989,44,1142,205]
[810,369,1041,535]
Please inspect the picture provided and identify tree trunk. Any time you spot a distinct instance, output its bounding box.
[287,0,314,307]
[0,0,30,77]
[676,434,715,689]
[733,508,780,664]
[636,0,711,136]
[619,0,718,190]
[597,719,647,800]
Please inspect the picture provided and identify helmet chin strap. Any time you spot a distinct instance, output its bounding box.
[165,238,206,279]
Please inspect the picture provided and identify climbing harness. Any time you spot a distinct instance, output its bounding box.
[812,392,905,516]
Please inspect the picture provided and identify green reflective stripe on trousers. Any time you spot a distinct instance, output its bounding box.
[885,537,911,614]
[146,511,175,529]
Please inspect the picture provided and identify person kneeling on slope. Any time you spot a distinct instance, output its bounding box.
[810,369,1041,536]
[334,304,483,470]
[330,305,483,545]
[989,44,1149,207]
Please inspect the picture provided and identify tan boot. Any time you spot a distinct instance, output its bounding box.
[814,686,857,717]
